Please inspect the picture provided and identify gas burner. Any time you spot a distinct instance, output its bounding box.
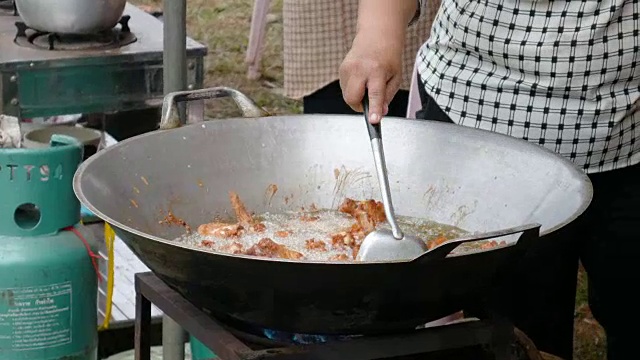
[135,272,543,360]
[13,16,136,51]
[0,0,17,16]
[213,317,357,348]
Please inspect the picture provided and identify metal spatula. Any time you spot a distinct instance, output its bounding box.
[356,95,429,262]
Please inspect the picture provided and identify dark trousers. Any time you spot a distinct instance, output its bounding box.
[302,81,410,117]
[579,164,638,360]
[417,76,639,359]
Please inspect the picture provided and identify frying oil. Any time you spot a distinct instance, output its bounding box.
[176,209,469,261]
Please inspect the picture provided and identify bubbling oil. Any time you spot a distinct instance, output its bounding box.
[176,209,472,261]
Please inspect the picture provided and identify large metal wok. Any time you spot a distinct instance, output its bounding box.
[73,87,592,335]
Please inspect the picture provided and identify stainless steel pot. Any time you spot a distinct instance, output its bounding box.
[15,0,126,34]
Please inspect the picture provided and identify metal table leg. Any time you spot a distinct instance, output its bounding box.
[163,316,186,360]
[491,317,515,360]
[135,286,152,360]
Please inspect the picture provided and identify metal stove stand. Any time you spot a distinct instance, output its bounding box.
[135,272,517,360]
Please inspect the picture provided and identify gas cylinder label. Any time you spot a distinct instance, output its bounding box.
[0,282,72,351]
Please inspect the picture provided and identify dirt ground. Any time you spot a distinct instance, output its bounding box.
[133,0,607,358]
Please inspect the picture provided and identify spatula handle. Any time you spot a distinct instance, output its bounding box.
[362,90,382,140]
[362,92,403,240]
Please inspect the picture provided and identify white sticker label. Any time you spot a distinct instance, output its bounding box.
[0,282,72,351]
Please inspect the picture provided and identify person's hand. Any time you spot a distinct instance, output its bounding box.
[339,0,417,123]
[339,32,405,124]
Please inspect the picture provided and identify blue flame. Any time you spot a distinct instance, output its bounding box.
[292,333,330,344]
[263,328,348,344]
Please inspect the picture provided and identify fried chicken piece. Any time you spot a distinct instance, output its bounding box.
[479,240,507,250]
[229,191,255,227]
[330,223,368,256]
[480,240,498,250]
[330,232,345,248]
[426,235,449,249]
[347,223,366,241]
[200,239,215,248]
[338,198,385,236]
[251,223,267,233]
[200,239,244,254]
[359,202,378,221]
[339,198,384,221]
[329,254,351,262]
[352,244,361,260]
[160,211,192,233]
[300,214,319,222]
[197,222,243,238]
[354,211,376,234]
[229,191,267,232]
[244,238,304,260]
[330,231,355,248]
[338,198,357,216]
[275,230,292,238]
[222,241,245,254]
[305,239,327,251]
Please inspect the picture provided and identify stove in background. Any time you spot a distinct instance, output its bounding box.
[0,3,207,120]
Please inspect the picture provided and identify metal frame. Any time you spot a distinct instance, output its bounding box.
[135,272,515,360]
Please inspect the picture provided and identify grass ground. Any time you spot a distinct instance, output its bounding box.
[574,265,607,359]
[132,1,607,358]
[138,0,301,117]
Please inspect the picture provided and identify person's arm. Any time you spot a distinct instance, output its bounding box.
[339,1,421,123]
[357,0,418,35]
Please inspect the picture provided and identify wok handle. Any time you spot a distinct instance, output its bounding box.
[159,87,270,129]
[416,223,541,262]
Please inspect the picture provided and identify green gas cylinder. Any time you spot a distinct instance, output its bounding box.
[0,135,98,360]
